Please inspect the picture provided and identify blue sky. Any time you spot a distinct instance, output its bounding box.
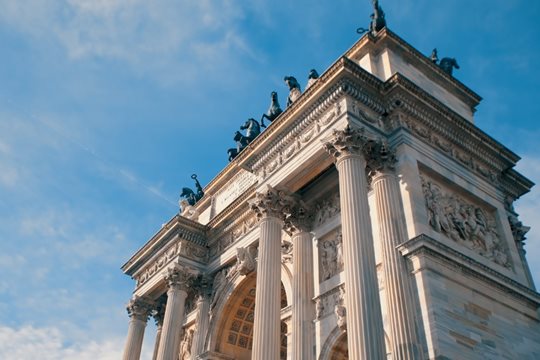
[0,1,539,358]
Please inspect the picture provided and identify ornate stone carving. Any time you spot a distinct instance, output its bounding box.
[318,230,344,281]
[126,296,153,321]
[334,287,347,331]
[364,139,397,181]
[281,239,293,264]
[152,296,167,326]
[165,266,196,290]
[314,287,342,320]
[210,267,231,312]
[283,199,313,235]
[420,175,511,268]
[179,199,200,221]
[314,193,340,226]
[249,185,295,220]
[233,245,258,275]
[323,125,371,160]
[180,327,195,360]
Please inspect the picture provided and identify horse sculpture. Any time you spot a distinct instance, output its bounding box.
[284,76,302,107]
[227,118,261,161]
[260,91,283,127]
[180,174,204,206]
[439,57,460,76]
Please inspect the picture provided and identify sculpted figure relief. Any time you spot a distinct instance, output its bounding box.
[421,176,510,268]
[319,231,344,281]
[180,328,194,360]
[335,287,347,331]
[234,245,257,275]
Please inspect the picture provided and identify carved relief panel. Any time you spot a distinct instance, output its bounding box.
[317,229,344,282]
[420,173,511,268]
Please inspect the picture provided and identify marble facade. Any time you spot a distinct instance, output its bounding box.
[121,29,540,360]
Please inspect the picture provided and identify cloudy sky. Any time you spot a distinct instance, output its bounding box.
[0,0,539,359]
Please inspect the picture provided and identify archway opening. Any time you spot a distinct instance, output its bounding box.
[329,332,348,360]
[215,274,289,359]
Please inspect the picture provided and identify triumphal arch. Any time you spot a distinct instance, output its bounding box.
[120,20,540,360]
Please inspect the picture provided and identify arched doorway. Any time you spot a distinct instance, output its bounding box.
[214,273,289,359]
[329,333,348,360]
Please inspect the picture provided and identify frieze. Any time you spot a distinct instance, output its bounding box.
[420,174,511,268]
[135,238,208,287]
[393,112,499,184]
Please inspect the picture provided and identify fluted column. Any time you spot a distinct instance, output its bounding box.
[191,288,211,359]
[123,296,152,360]
[249,185,291,360]
[323,126,386,360]
[371,148,422,359]
[285,205,315,360]
[152,299,166,360]
[156,266,192,360]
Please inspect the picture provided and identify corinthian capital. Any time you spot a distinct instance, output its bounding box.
[323,125,372,160]
[164,266,195,291]
[126,296,153,321]
[249,185,295,220]
[364,139,397,180]
[283,200,313,235]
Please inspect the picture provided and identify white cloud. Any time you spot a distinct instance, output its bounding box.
[0,0,256,83]
[514,155,540,286]
[0,325,153,360]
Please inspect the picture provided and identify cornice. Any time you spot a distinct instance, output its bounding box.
[399,234,540,309]
[382,73,533,196]
[122,215,208,276]
[345,28,482,107]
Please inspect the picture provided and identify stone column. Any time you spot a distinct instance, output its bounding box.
[190,288,211,359]
[152,299,166,360]
[123,296,152,360]
[249,185,291,360]
[156,266,192,360]
[370,143,422,360]
[285,204,315,360]
[323,126,386,360]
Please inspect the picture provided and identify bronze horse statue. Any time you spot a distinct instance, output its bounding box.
[439,57,460,76]
[260,91,283,127]
[227,118,261,161]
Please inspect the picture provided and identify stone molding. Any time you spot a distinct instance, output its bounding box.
[398,234,540,308]
[126,296,153,322]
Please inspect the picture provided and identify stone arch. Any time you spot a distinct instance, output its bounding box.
[319,326,392,359]
[319,326,346,360]
[205,262,293,357]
